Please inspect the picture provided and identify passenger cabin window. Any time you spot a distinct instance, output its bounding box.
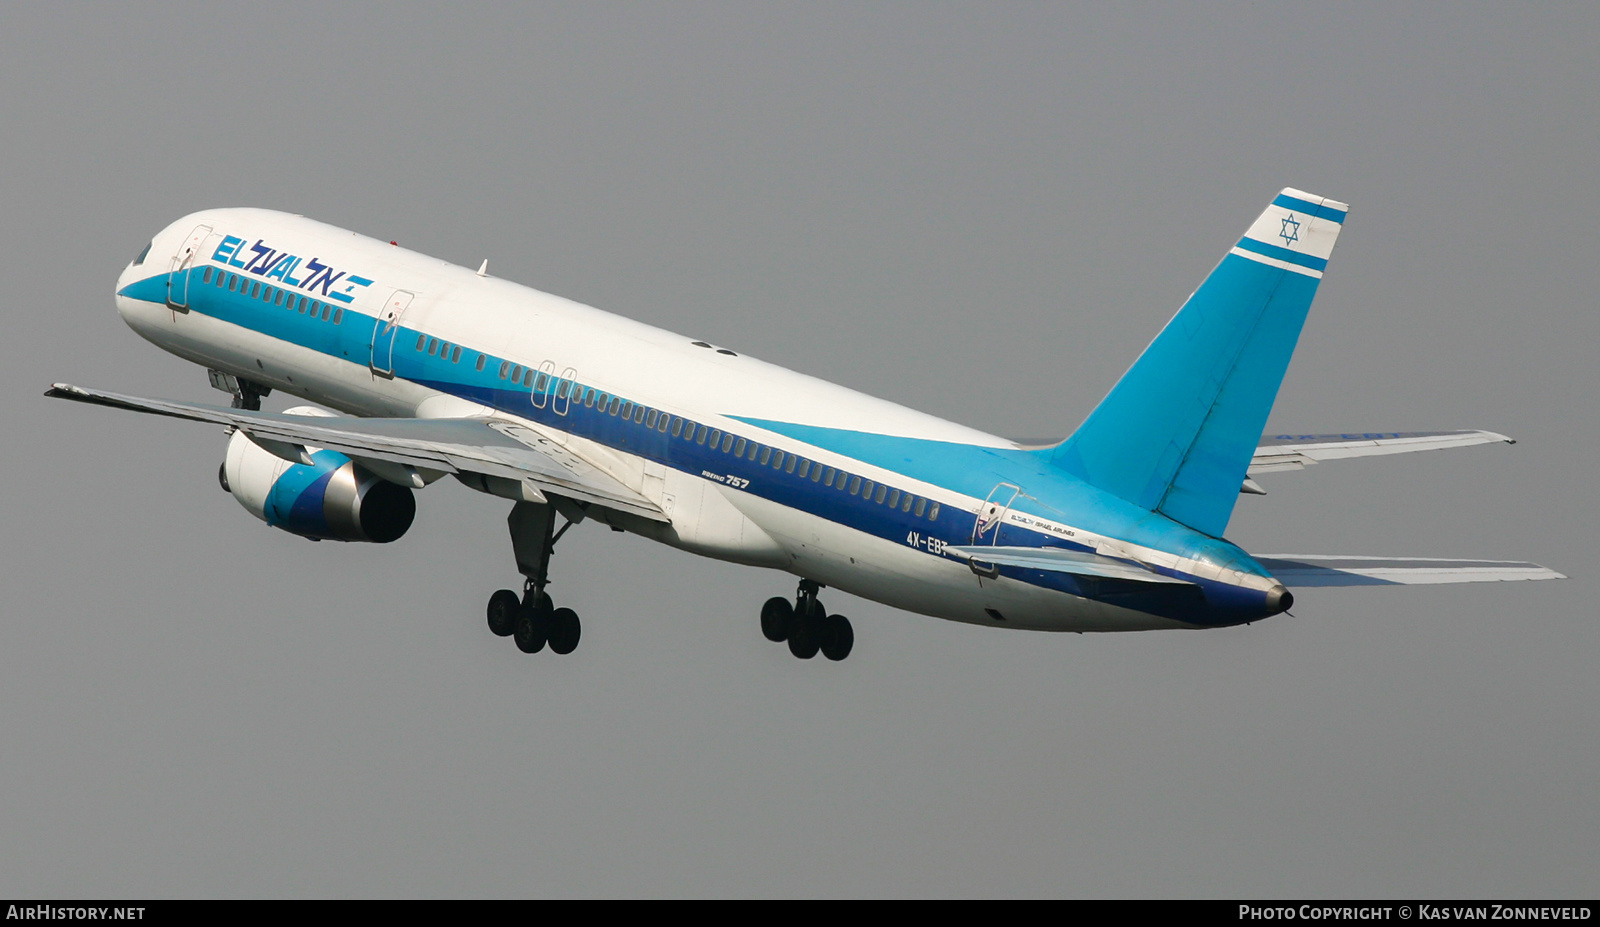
[658,414,670,433]
[621,402,633,419]
[849,476,862,495]
[499,361,510,379]
[784,456,797,474]
[536,372,549,391]
[708,429,720,447]
[608,397,621,415]
[647,409,659,429]
[523,369,534,387]
[914,498,927,517]
[476,355,486,371]
[733,438,746,457]
[770,451,784,469]
[584,389,596,407]
[795,459,808,478]
[332,308,343,324]
[759,447,771,465]
[901,494,913,513]
[928,502,941,520]
[634,406,646,424]
[202,267,212,283]
[671,417,683,437]
[557,380,570,399]
[696,425,708,445]
[886,489,900,509]
[875,485,887,504]
[823,467,836,486]
[451,346,461,363]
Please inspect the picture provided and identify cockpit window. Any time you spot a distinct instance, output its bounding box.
[132,241,152,266]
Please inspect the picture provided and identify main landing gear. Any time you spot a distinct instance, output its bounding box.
[761,579,854,661]
[486,500,583,656]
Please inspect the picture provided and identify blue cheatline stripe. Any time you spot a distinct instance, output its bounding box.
[1235,236,1329,272]
[118,274,170,303]
[1272,194,1346,223]
[116,268,1281,623]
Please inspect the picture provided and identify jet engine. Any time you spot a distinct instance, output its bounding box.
[220,407,415,543]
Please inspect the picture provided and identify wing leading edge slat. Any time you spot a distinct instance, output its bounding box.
[45,383,666,522]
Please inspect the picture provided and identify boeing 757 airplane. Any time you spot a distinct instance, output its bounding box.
[48,188,1563,661]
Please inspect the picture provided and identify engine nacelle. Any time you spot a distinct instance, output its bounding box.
[221,408,415,543]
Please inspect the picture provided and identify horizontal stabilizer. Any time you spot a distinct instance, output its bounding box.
[1257,555,1565,587]
[944,545,1195,585]
[1249,430,1512,475]
[45,383,667,522]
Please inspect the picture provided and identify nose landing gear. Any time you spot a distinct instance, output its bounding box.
[761,579,853,661]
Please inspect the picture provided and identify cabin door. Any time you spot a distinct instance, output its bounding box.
[166,224,212,314]
[369,289,415,377]
[971,483,1021,546]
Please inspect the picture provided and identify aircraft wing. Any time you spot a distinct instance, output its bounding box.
[943,545,1195,585]
[45,383,666,522]
[1248,430,1513,475]
[1256,555,1565,587]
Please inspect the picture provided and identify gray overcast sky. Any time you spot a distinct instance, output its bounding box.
[3,2,1596,898]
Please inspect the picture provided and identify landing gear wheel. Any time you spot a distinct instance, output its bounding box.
[514,603,549,654]
[548,607,582,655]
[760,597,793,642]
[820,614,854,661]
[787,610,820,659]
[487,589,520,637]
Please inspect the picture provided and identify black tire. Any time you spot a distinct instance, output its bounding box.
[760,597,793,642]
[514,603,549,653]
[787,609,820,659]
[487,589,520,637]
[548,607,581,655]
[820,614,854,661]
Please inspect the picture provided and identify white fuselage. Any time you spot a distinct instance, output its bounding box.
[116,208,1275,632]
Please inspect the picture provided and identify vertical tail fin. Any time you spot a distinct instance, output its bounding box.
[1047,188,1347,537]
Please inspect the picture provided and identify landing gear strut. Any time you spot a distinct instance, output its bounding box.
[760,579,854,661]
[207,368,271,411]
[485,500,584,656]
